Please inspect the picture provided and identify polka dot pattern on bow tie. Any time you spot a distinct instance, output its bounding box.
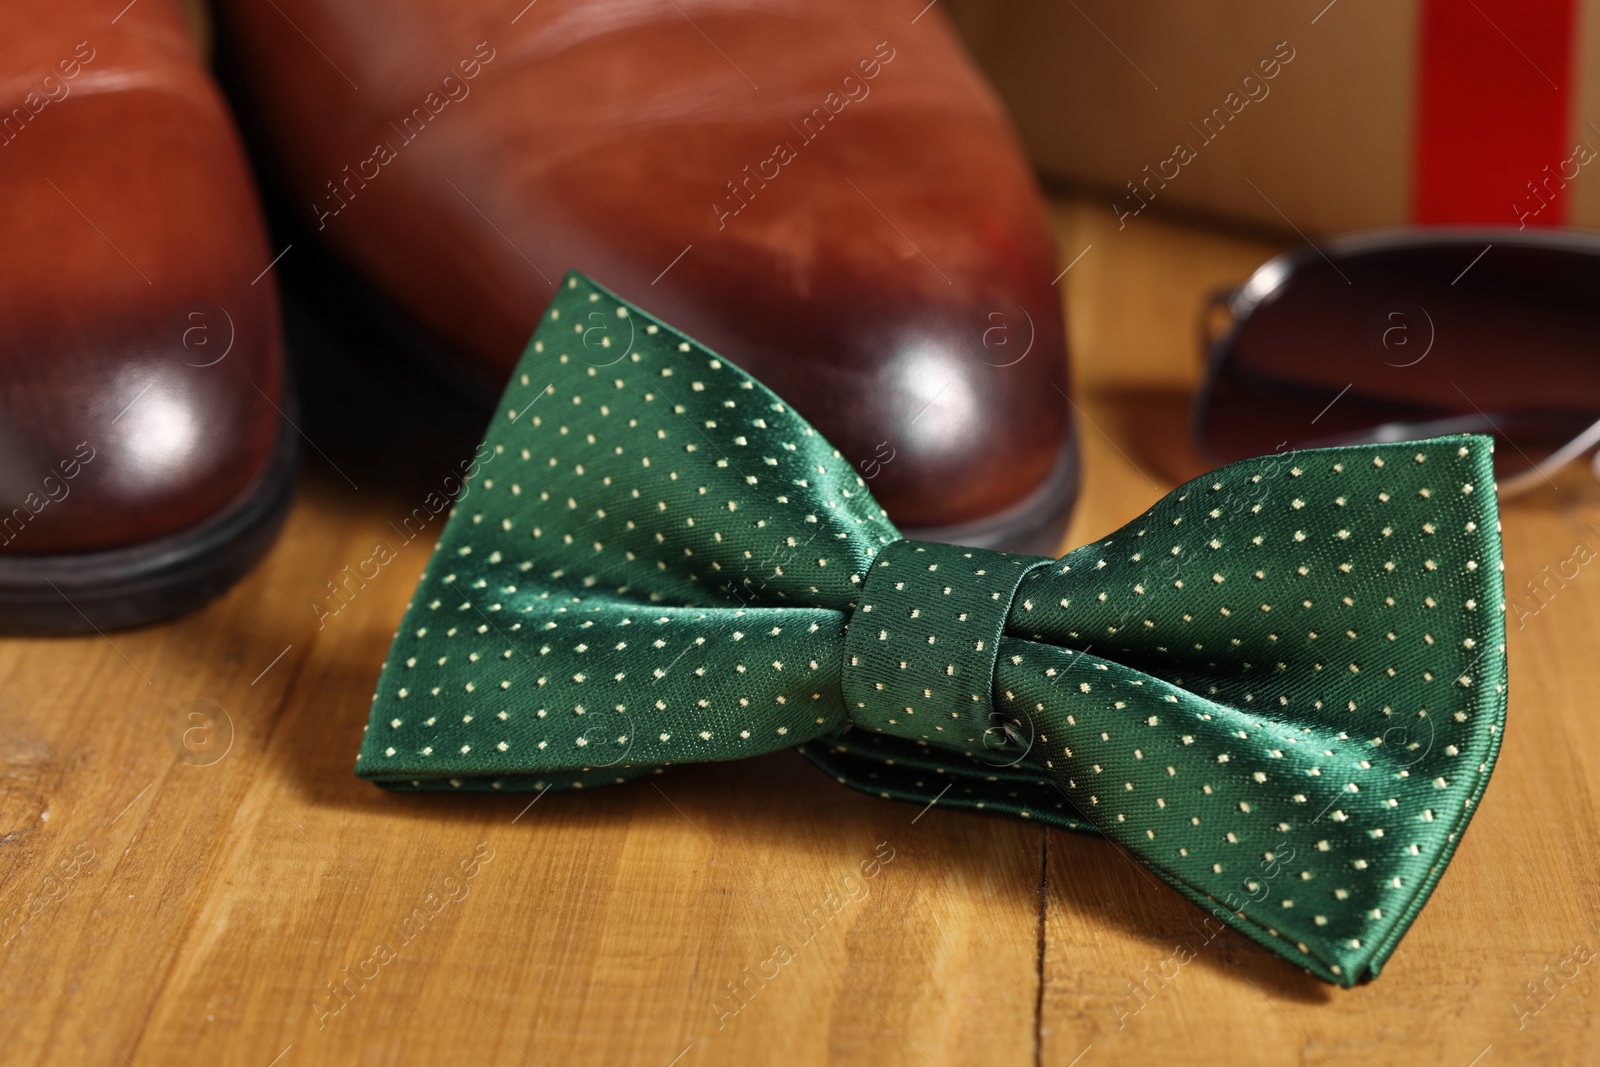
[356,271,1507,988]
[815,437,1506,983]
[842,540,1053,743]
[359,274,896,789]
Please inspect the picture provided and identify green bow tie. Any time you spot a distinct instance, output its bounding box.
[356,272,1506,987]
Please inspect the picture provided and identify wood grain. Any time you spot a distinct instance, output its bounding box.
[2,195,1596,1066]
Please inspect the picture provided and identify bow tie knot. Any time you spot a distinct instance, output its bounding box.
[842,539,1051,748]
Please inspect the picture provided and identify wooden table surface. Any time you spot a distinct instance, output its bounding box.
[4,195,1597,1067]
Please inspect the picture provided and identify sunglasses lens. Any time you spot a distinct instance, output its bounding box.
[1196,241,1600,480]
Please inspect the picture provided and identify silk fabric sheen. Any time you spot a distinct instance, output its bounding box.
[357,273,1507,986]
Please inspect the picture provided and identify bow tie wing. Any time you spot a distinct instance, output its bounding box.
[1001,437,1505,984]
[356,272,899,791]
[806,435,1506,984]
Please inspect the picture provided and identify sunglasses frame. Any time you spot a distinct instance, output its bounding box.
[1190,226,1600,493]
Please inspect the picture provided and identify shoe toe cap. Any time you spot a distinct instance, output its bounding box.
[0,87,285,555]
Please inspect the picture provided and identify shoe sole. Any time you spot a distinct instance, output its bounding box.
[0,422,298,635]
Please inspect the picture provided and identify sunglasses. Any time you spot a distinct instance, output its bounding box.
[1193,229,1600,497]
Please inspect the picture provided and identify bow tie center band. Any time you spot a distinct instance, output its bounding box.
[356,272,1507,987]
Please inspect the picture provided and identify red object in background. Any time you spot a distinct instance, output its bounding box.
[1413,0,1578,225]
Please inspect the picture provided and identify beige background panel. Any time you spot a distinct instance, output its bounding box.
[949,0,1421,234]
[1565,0,1600,227]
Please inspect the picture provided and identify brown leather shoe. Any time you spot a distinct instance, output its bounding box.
[0,0,294,633]
[218,0,1075,552]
